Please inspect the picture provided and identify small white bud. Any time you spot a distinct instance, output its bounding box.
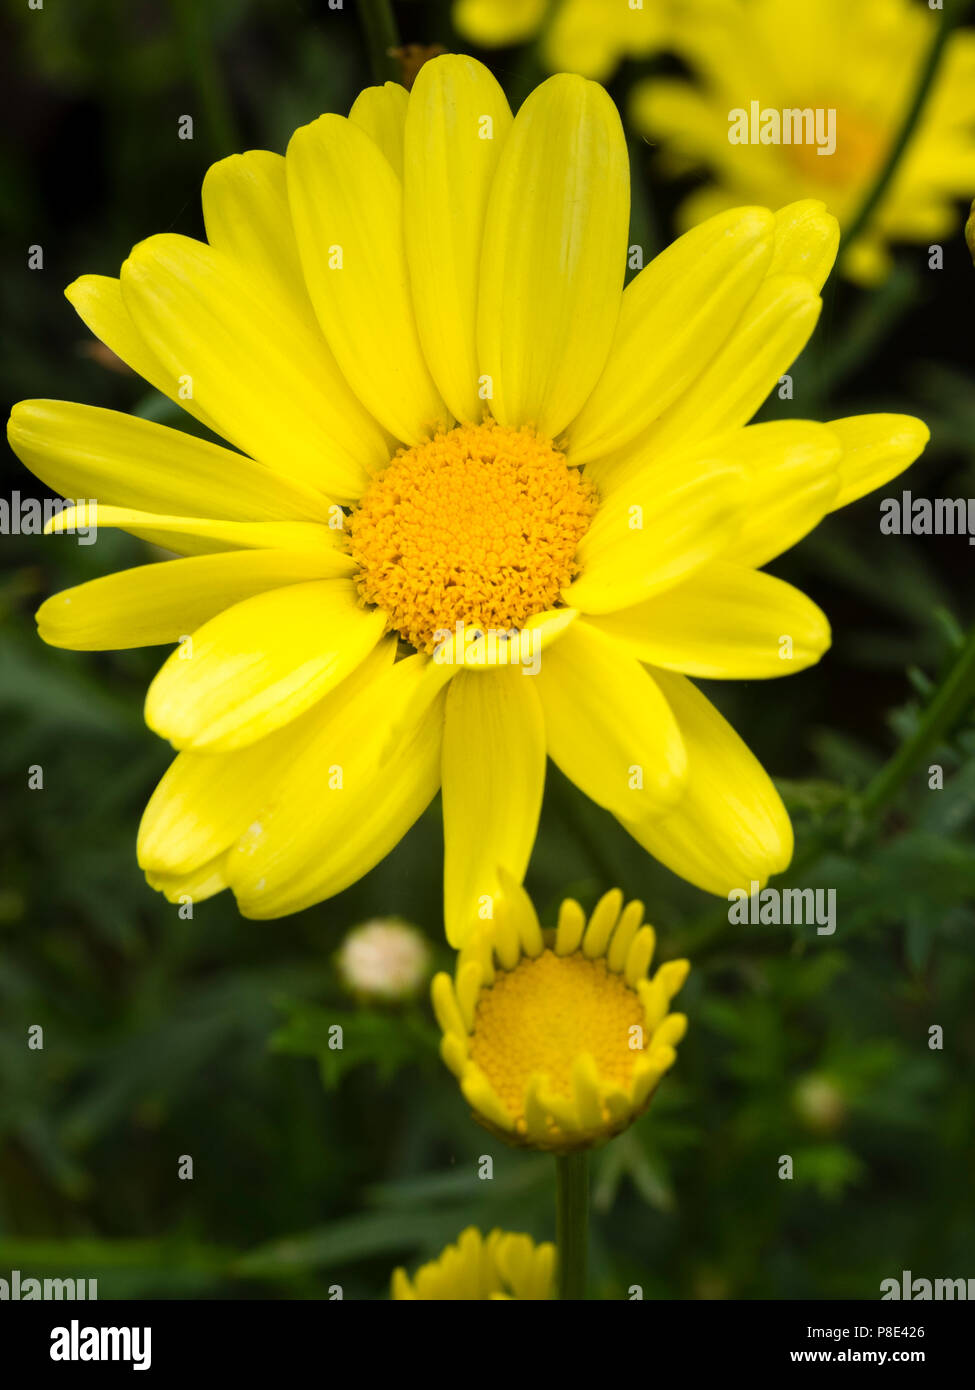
[335,918,431,1001]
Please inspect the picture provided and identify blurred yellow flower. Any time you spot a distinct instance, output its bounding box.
[432,882,689,1151]
[453,0,671,80]
[631,0,975,283]
[793,1073,847,1135]
[392,1225,555,1299]
[9,57,928,941]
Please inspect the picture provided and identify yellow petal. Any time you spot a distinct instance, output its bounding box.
[202,151,395,470]
[144,579,387,752]
[528,1242,556,1301]
[499,868,544,957]
[625,927,657,987]
[642,275,822,454]
[458,926,495,988]
[572,1053,604,1130]
[655,958,691,1002]
[637,977,667,1031]
[723,420,842,568]
[145,854,229,905]
[622,668,793,895]
[121,233,386,501]
[614,922,653,978]
[589,564,832,679]
[349,81,410,177]
[554,898,586,956]
[653,1013,688,1049]
[523,1074,552,1142]
[607,899,646,973]
[138,661,360,874]
[461,1069,516,1131]
[441,1031,471,1078]
[45,504,352,561]
[582,888,624,958]
[286,114,450,444]
[36,549,345,650]
[432,972,468,1040]
[631,1048,675,1106]
[138,780,234,878]
[566,206,775,464]
[430,608,578,670]
[404,55,513,422]
[455,960,483,1032]
[535,1080,576,1132]
[442,668,545,947]
[490,901,521,970]
[535,620,686,821]
[477,73,629,437]
[495,1232,532,1296]
[566,453,745,614]
[828,414,930,511]
[7,400,327,522]
[769,200,839,292]
[201,150,319,316]
[228,654,446,918]
[64,275,217,433]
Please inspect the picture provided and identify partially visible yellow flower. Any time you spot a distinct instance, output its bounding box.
[392,1226,555,1299]
[453,0,672,80]
[432,882,689,1152]
[631,0,975,282]
[335,918,431,1001]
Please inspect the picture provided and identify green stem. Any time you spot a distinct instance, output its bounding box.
[856,621,975,823]
[358,0,401,85]
[841,0,962,256]
[168,0,240,156]
[555,1151,589,1299]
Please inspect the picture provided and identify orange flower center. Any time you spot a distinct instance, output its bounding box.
[784,106,887,188]
[349,421,596,653]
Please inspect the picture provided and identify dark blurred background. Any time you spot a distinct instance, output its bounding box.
[1,0,973,1299]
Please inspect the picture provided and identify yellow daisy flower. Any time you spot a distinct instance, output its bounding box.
[630,0,975,283]
[432,882,689,1151]
[8,56,928,943]
[453,0,672,81]
[391,1225,555,1299]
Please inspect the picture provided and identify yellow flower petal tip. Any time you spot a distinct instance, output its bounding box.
[391,1226,555,1300]
[434,887,690,1153]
